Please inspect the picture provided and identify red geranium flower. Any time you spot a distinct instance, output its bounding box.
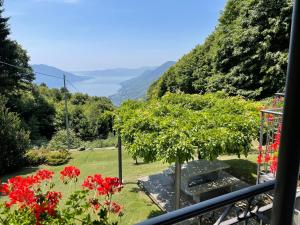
[35,169,54,182]
[111,202,122,215]
[264,153,271,163]
[82,175,122,196]
[270,156,278,175]
[60,166,80,182]
[257,153,263,165]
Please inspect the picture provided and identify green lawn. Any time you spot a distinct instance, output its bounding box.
[0,148,258,224]
[218,154,258,184]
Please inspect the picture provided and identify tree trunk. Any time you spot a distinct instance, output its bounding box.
[174,158,181,210]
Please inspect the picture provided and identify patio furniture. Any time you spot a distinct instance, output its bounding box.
[167,160,243,202]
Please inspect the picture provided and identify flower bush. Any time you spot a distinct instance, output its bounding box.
[0,166,123,225]
[257,123,281,176]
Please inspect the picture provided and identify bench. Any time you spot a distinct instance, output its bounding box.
[182,171,241,202]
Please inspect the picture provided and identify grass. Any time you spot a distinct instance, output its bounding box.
[0,149,258,224]
[0,148,167,224]
[218,154,257,184]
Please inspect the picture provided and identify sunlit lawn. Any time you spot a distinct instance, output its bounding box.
[0,148,167,224]
[0,148,258,224]
[218,154,258,184]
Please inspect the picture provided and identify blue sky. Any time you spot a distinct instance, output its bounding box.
[4,0,226,71]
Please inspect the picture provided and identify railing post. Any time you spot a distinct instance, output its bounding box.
[271,0,300,224]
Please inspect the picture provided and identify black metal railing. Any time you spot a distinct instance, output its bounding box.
[136,180,275,225]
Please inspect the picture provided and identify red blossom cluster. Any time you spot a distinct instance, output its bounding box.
[0,170,61,225]
[257,123,282,176]
[0,166,124,224]
[82,174,123,196]
[60,166,80,182]
[83,175,123,215]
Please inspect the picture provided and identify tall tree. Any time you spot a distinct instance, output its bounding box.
[0,0,34,97]
[148,0,293,100]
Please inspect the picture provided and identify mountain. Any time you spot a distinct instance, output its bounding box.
[74,66,156,78]
[109,61,175,105]
[72,67,156,97]
[32,64,89,89]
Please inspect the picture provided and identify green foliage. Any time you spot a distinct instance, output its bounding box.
[0,1,34,96]
[48,129,82,150]
[25,148,48,166]
[39,85,115,141]
[25,148,71,166]
[116,93,261,164]
[0,96,30,174]
[148,0,293,100]
[9,85,56,141]
[45,150,71,166]
[85,134,117,149]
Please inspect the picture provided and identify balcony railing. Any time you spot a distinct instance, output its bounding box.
[136,180,275,225]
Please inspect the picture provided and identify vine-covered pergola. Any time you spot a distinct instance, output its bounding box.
[116,92,261,209]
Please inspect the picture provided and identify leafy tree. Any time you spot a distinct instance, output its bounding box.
[0,96,30,174]
[48,129,82,150]
[0,0,34,96]
[116,92,260,208]
[11,86,56,141]
[148,0,293,100]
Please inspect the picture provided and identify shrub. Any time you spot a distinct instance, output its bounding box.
[0,96,30,175]
[25,148,48,166]
[48,129,82,150]
[45,150,71,166]
[25,148,70,166]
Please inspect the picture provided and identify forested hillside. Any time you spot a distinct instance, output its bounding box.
[148,0,292,100]
[110,61,175,105]
[32,64,88,89]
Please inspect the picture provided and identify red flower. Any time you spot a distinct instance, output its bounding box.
[257,153,263,165]
[82,175,122,196]
[60,166,80,182]
[270,156,278,175]
[111,202,122,214]
[264,153,271,163]
[35,170,54,182]
[268,114,274,122]
[82,175,101,190]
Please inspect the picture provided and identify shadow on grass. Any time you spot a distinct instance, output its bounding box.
[129,187,141,193]
[0,167,39,181]
[222,159,257,185]
[147,209,165,219]
[132,161,148,166]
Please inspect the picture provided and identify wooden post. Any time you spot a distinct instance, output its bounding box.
[118,132,122,183]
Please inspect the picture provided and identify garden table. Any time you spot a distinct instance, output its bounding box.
[168,159,230,183]
[167,160,242,202]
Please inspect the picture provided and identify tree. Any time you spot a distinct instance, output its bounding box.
[48,129,82,150]
[11,86,56,141]
[116,92,260,209]
[0,96,30,175]
[147,0,293,100]
[0,0,34,96]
